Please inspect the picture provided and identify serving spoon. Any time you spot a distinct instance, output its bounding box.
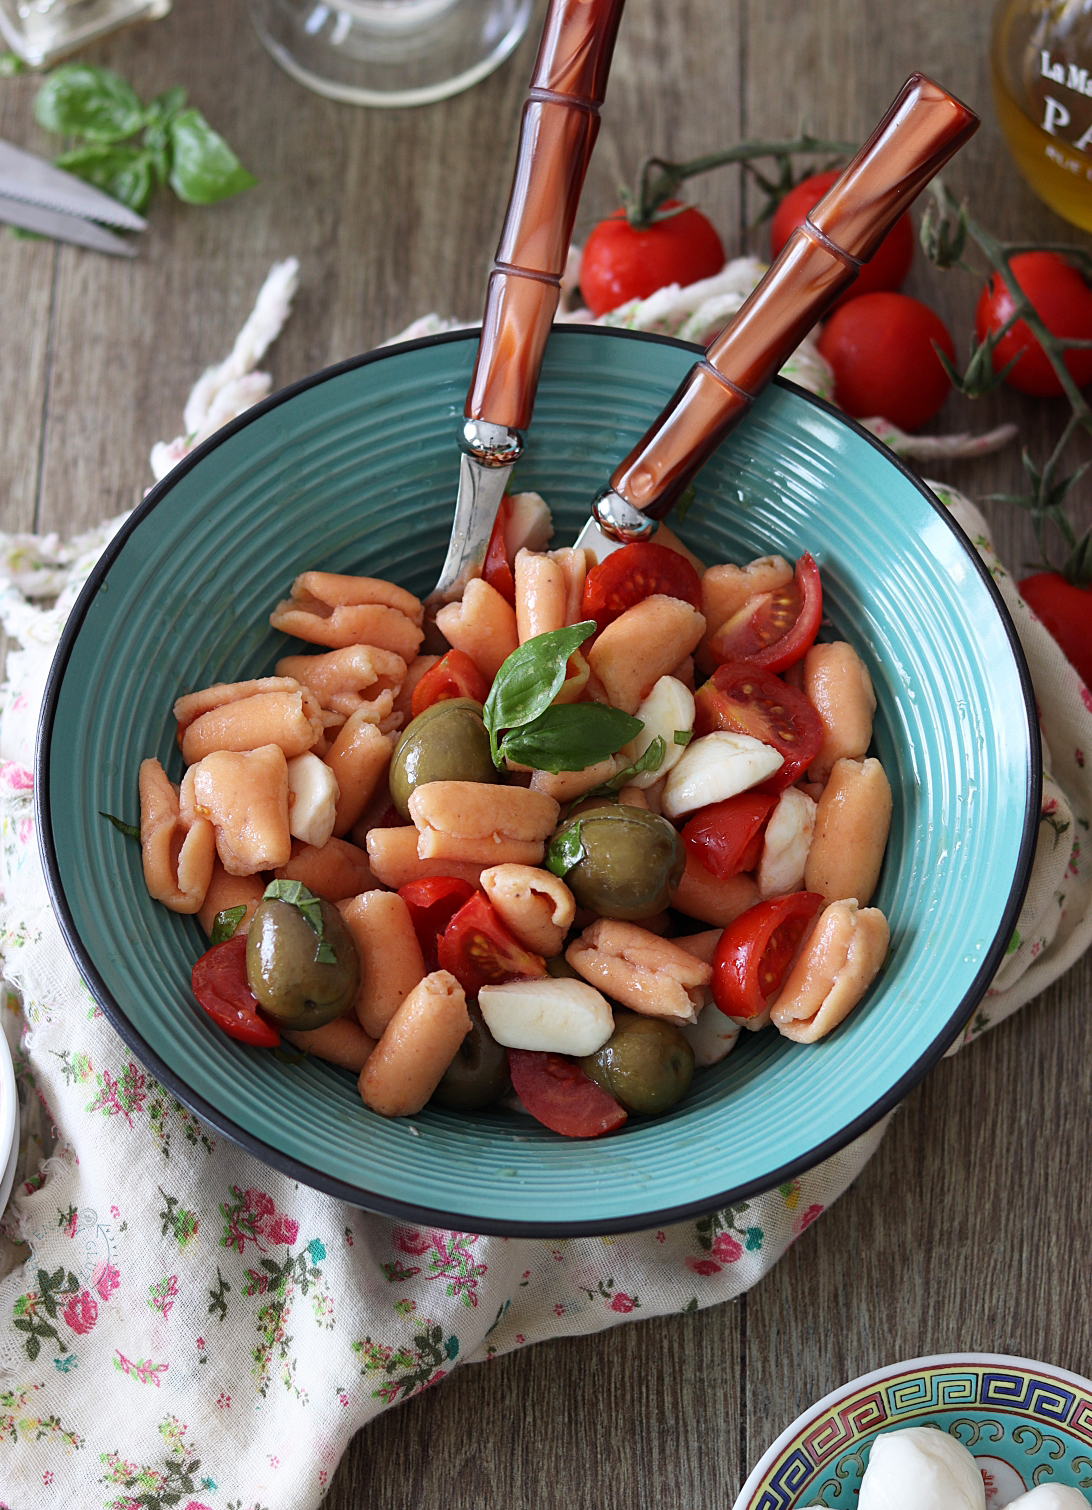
[427,0,628,611]
[573,73,979,561]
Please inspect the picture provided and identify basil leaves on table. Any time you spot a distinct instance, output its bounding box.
[262,880,337,965]
[483,622,643,774]
[33,65,255,215]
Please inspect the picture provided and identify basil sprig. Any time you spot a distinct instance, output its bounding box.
[100,810,139,840]
[262,880,337,965]
[34,64,255,214]
[483,622,642,773]
[210,905,247,946]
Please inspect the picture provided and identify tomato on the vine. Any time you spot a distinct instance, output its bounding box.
[1018,573,1092,689]
[438,893,546,997]
[398,876,477,972]
[411,650,489,719]
[508,1050,627,1138]
[769,169,914,310]
[711,892,825,1019]
[579,201,725,319]
[817,292,955,432]
[707,552,822,673]
[582,541,702,633]
[693,663,823,791]
[974,251,1092,398]
[681,792,777,880]
[191,933,280,1047]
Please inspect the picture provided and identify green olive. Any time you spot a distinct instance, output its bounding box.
[549,803,684,919]
[581,1011,694,1115]
[545,955,580,980]
[430,1003,508,1111]
[246,897,361,1030]
[388,697,497,819]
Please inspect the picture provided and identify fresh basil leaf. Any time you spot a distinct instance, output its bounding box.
[673,483,696,525]
[498,702,642,774]
[546,821,586,879]
[143,86,187,136]
[210,905,247,946]
[577,735,667,807]
[483,621,596,765]
[262,879,337,964]
[56,144,155,213]
[0,52,24,76]
[35,64,145,142]
[99,810,139,841]
[673,728,693,746]
[168,107,255,205]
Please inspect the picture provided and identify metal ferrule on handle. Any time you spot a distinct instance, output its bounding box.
[596,73,979,537]
[463,0,627,447]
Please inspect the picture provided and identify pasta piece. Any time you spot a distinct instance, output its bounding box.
[181,688,324,765]
[514,549,567,643]
[276,645,408,718]
[181,744,291,875]
[434,577,519,683]
[311,708,347,758]
[323,711,394,837]
[588,595,706,714]
[804,757,892,906]
[803,641,877,784]
[481,864,576,956]
[408,781,559,866]
[670,929,722,966]
[338,891,427,1038]
[528,758,618,804]
[358,970,472,1117]
[365,826,487,890]
[553,547,589,627]
[283,1017,376,1072]
[270,571,424,660]
[672,853,760,927]
[197,863,265,937]
[138,758,215,914]
[618,785,649,809]
[274,835,377,903]
[770,898,889,1043]
[566,919,711,1024]
[174,677,300,745]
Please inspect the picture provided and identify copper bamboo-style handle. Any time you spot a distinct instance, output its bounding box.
[465,0,627,433]
[599,74,979,529]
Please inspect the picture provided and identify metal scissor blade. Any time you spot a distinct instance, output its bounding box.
[426,453,514,609]
[0,195,137,257]
[0,139,147,231]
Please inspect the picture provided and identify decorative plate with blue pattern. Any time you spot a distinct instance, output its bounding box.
[735,1354,1092,1509]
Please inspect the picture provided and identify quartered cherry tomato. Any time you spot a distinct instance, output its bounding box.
[482,497,516,604]
[410,650,490,719]
[398,876,477,973]
[508,1049,627,1137]
[770,169,914,310]
[707,552,822,673]
[1018,572,1092,688]
[681,792,777,880]
[438,892,546,997]
[817,292,955,432]
[974,251,1092,397]
[711,892,825,1019]
[191,933,280,1047]
[693,663,823,790]
[579,201,725,319]
[582,541,702,633]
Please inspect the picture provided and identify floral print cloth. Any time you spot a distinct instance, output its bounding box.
[0,485,1087,1509]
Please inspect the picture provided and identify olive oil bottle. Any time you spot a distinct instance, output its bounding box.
[992,0,1092,230]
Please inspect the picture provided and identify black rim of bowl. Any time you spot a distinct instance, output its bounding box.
[35,324,1042,1238]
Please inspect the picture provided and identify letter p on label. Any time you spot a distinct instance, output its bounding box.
[1042,95,1071,135]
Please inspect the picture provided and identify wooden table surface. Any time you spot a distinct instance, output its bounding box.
[3,0,1091,1503]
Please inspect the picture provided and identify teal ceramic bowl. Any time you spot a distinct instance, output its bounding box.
[37,326,1038,1235]
[734,1354,1092,1508]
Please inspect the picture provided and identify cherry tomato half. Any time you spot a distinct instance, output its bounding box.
[579,201,725,319]
[1018,572,1092,689]
[191,933,280,1047]
[398,877,477,973]
[508,1049,627,1138]
[711,892,825,1019]
[974,251,1092,398]
[438,892,546,997]
[681,792,777,881]
[482,497,515,605]
[410,650,490,720]
[817,292,955,432]
[770,169,914,311]
[582,541,702,633]
[693,663,823,791]
[707,552,822,673]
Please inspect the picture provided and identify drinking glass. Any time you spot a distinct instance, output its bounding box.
[0,0,169,67]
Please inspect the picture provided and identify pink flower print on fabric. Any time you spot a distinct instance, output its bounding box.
[392,1225,434,1257]
[93,1262,120,1301]
[609,1292,636,1313]
[792,1203,824,1237]
[0,761,33,791]
[711,1233,743,1264]
[62,1290,98,1334]
[1082,685,1092,718]
[685,1256,721,1276]
[268,1214,299,1246]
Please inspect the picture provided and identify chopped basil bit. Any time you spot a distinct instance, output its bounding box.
[210,905,247,945]
[673,728,694,746]
[262,879,337,965]
[100,810,139,840]
[546,822,587,879]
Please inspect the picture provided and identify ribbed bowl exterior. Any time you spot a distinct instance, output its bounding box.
[39,327,1037,1234]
